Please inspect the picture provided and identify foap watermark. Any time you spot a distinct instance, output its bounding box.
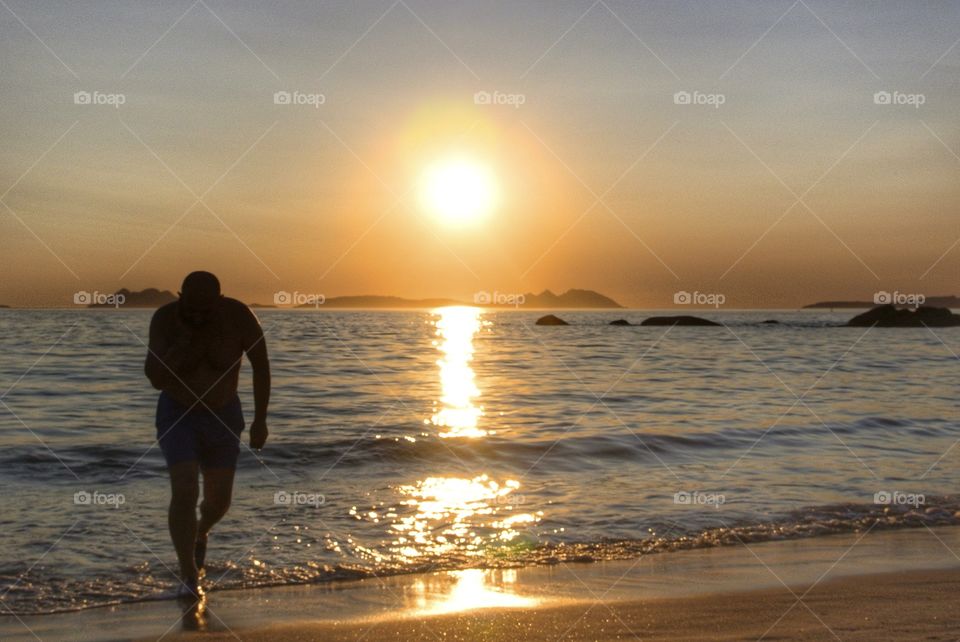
[874,291,925,306]
[74,490,125,508]
[674,90,725,109]
[873,90,925,108]
[73,90,126,108]
[274,291,325,307]
[491,493,528,506]
[73,290,126,307]
[674,290,726,308]
[274,90,326,108]
[274,490,325,508]
[674,490,725,508]
[874,490,925,508]
[474,90,526,108]
[474,290,526,307]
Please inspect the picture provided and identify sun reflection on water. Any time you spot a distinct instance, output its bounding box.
[429,306,487,438]
[410,569,538,615]
[375,474,541,560]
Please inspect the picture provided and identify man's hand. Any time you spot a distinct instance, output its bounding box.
[250,418,268,449]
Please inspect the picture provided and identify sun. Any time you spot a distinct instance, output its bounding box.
[420,157,498,224]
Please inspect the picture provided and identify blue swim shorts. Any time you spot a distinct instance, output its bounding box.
[155,392,245,469]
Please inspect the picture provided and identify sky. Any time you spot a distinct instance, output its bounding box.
[0,0,958,308]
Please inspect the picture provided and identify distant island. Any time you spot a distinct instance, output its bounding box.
[804,295,959,309]
[311,289,622,309]
[81,288,622,309]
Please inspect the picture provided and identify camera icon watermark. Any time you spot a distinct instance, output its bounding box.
[74,490,125,508]
[474,90,526,108]
[673,290,725,308]
[873,291,925,306]
[274,490,325,508]
[673,90,725,109]
[673,490,725,508]
[273,291,325,307]
[873,90,925,108]
[274,90,326,108]
[873,490,924,508]
[473,290,526,307]
[73,90,126,108]
[73,290,126,308]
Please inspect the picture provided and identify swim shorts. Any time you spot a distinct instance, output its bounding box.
[155,392,245,469]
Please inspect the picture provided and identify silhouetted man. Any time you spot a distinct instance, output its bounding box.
[145,271,270,600]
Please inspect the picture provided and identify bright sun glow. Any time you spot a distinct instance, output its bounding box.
[420,157,498,224]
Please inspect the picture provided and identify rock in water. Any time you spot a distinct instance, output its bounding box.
[847,305,960,327]
[609,319,631,326]
[535,314,569,326]
[640,316,721,327]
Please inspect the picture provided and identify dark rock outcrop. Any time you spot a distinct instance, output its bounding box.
[761,320,780,324]
[536,314,569,326]
[609,319,632,326]
[640,316,721,327]
[847,305,960,327]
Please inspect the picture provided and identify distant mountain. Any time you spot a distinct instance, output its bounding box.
[520,289,622,308]
[804,295,960,309]
[88,288,176,308]
[0,305,9,309]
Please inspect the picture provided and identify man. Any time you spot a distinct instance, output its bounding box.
[145,271,270,600]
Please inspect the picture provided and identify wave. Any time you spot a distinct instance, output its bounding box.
[3,496,958,616]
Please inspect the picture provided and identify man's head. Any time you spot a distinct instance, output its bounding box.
[178,271,222,328]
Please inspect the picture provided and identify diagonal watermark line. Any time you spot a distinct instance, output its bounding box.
[520,120,680,280]
[0,399,80,480]
[598,0,680,80]
[919,236,959,281]
[121,0,200,78]
[319,0,402,81]
[515,321,681,483]
[118,119,280,280]
[1,520,79,600]
[719,0,799,81]
[118,521,243,642]
[0,121,80,202]
[119,320,280,480]
[798,0,881,80]
[920,119,960,163]
[1,321,79,399]
[920,34,960,79]
[1,201,81,280]
[720,322,876,477]
[198,0,281,80]
[521,0,601,79]
[719,120,880,280]
[399,0,480,81]
[0,0,79,79]
[0,599,42,641]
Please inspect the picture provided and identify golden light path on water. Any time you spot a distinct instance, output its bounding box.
[429,306,487,438]
[348,307,544,614]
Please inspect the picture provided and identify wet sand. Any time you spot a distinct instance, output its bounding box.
[167,567,960,641]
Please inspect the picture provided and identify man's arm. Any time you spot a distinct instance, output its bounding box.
[241,306,270,449]
[144,305,198,394]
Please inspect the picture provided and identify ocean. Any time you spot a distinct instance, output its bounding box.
[1,307,957,615]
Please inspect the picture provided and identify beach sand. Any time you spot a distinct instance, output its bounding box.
[167,567,959,641]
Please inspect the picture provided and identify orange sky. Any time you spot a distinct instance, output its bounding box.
[1,1,958,307]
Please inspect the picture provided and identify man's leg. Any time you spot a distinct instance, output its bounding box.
[167,460,200,582]
[197,467,235,545]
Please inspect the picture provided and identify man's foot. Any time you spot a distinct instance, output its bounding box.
[195,534,208,575]
[176,577,204,602]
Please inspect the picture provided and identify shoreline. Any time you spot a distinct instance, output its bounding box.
[172,567,960,641]
[5,526,959,641]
